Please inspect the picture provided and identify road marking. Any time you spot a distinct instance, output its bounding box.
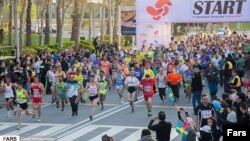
[121,129,143,141]
[58,126,98,141]
[88,127,124,141]
[32,125,69,137]
[170,128,179,140]
[90,125,145,129]
[135,105,193,108]
[0,124,15,131]
[5,125,39,135]
[50,95,146,137]
[0,122,70,126]
[56,95,147,139]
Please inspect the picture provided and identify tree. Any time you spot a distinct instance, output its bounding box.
[0,0,4,24]
[56,0,63,48]
[88,3,93,40]
[56,0,71,49]
[19,0,27,48]
[113,0,121,43]
[26,0,32,46]
[8,0,12,46]
[100,0,105,42]
[44,0,50,45]
[70,0,84,49]
[39,1,46,46]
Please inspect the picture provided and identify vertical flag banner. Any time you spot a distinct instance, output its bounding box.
[121,7,136,35]
[167,87,175,103]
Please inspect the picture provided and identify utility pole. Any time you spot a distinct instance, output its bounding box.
[14,0,19,59]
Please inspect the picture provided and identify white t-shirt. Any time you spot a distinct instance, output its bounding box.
[180,64,189,72]
[4,84,14,98]
[124,76,139,87]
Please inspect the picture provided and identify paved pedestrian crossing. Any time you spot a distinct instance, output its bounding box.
[0,123,180,141]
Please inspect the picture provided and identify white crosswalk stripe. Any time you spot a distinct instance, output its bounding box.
[0,124,180,141]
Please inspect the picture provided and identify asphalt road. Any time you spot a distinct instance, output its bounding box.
[0,83,224,141]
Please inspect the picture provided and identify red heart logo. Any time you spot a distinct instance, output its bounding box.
[154,31,159,35]
[155,0,172,8]
[146,6,163,16]
[153,16,161,21]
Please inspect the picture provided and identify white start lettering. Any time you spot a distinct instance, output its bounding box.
[227,129,247,136]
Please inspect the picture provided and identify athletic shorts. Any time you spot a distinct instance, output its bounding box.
[144,93,153,101]
[185,83,191,87]
[32,97,43,103]
[5,97,13,102]
[57,93,66,99]
[18,103,28,110]
[99,89,108,95]
[116,85,123,90]
[128,86,136,94]
[89,95,98,101]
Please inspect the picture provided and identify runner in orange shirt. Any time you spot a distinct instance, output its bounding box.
[166,67,182,103]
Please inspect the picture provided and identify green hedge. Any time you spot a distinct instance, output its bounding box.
[0,48,16,56]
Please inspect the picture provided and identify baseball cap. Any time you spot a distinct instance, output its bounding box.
[200,125,211,133]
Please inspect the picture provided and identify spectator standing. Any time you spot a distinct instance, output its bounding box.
[148,111,172,141]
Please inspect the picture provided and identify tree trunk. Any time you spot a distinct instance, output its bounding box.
[44,0,50,45]
[113,0,121,43]
[70,0,81,49]
[26,0,32,47]
[88,4,93,41]
[19,0,27,48]
[8,0,13,46]
[56,0,62,49]
[39,2,46,46]
[0,0,4,24]
[100,0,105,42]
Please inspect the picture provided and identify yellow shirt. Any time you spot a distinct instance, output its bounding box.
[143,69,155,79]
[124,57,131,66]
[74,63,81,69]
[136,54,143,65]
[74,74,83,84]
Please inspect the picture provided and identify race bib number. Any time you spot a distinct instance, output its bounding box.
[33,89,40,97]
[144,86,151,92]
[134,71,140,77]
[201,110,212,119]
[89,88,97,96]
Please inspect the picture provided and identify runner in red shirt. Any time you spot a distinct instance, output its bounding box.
[140,74,158,117]
[30,75,45,122]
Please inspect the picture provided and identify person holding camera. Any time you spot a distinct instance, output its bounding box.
[148,111,172,141]
[175,105,197,141]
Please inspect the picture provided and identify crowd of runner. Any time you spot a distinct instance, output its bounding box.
[0,30,250,141]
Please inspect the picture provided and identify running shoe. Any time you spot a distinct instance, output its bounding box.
[36,118,42,122]
[101,106,104,111]
[121,100,124,104]
[131,108,134,113]
[16,125,21,130]
[148,112,152,117]
[56,105,59,109]
[14,110,17,117]
[89,115,93,121]
[61,110,64,114]
[32,112,35,118]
